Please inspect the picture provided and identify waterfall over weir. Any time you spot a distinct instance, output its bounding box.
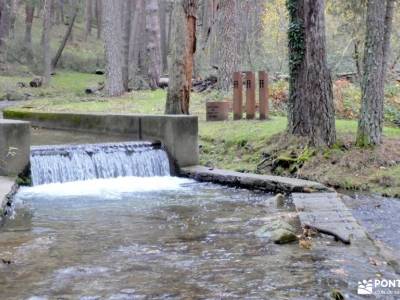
[30,141,171,186]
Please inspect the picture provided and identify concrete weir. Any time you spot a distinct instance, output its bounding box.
[0,119,31,177]
[4,110,198,167]
[180,165,331,194]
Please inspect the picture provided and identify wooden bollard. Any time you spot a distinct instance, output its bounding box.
[246,71,256,120]
[233,72,243,120]
[259,71,269,120]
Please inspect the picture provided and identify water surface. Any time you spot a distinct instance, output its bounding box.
[0,178,397,299]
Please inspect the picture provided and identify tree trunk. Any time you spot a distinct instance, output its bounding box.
[122,0,132,91]
[24,1,34,63]
[159,0,168,74]
[357,0,394,146]
[102,0,124,97]
[42,0,53,86]
[382,0,395,79]
[84,0,92,40]
[129,0,144,86]
[95,0,102,39]
[52,5,78,69]
[216,0,239,91]
[286,0,336,147]
[165,0,198,114]
[9,0,18,39]
[145,0,162,89]
[0,0,11,70]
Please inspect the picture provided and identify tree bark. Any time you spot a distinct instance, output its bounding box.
[145,0,162,89]
[159,0,168,74]
[287,0,336,147]
[102,0,124,97]
[84,0,92,40]
[357,0,394,146]
[0,0,11,70]
[42,0,53,85]
[216,0,239,91]
[129,0,145,87]
[24,1,35,63]
[52,5,78,69]
[9,0,18,39]
[122,0,133,91]
[95,0,101,39]
[165,0,198,114]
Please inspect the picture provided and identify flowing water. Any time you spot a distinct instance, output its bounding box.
[0,177,398,299]
[0,139,398,299]
[30,142,170,185]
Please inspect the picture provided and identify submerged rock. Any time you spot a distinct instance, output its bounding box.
[271,228,298,244]
[255,219,297,243]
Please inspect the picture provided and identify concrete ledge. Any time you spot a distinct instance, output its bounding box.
[4,110,198,167]
[180,165,331,194]
[0,119,31,176]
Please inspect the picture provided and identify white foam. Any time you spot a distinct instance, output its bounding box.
[16,176,194,200]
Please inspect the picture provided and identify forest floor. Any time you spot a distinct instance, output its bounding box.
[1,71,400,197]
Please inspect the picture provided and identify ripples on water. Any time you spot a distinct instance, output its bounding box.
[0,177,397,299]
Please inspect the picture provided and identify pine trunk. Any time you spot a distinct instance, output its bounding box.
[356,0,388,146]
[95,0,102,39]
[287,0,336,147]
[42,0,52,85]
[217,0,239,91]
[165,0,198,114]
[145,0,162,89]
[24,2,34,63]
[102,0,124,97]
[122,0,132,91]
[84,0,92,40]
[0,0,11,70]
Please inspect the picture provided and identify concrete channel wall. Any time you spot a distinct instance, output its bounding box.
[0,119,30,176]
[3,110,199,167]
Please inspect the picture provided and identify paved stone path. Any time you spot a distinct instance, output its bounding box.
[292,193,367,243]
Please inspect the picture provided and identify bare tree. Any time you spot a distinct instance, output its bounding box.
[286,0,336,146]
[24,0,35,63]
[165,0,198,114]
[122,0,133,90]
[84,0,92,40]
[357,0,395,146]
[95,0,102,39]
[128,0,145,88]
[0,0,11,70]
[42,0,53,85]
[145,0,162,89]
[52,3,78,69]
[102,0,124,96]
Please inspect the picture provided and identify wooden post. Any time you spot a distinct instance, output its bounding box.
[233,72,243,120]
[246,71,256,119]
[259,71,269,120]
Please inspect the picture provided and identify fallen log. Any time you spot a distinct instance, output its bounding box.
[85,84,104,94]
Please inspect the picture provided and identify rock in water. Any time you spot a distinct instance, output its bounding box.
[274,193,285,207]
[255,219,297,241]
[271,229,298,244]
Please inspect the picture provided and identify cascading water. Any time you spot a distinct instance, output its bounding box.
[30,141,171,186]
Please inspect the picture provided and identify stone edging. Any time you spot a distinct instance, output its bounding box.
[180,165,333,194]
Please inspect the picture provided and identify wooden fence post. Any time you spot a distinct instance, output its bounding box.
[233,72,243,120]
[259,71,269,120]
[246,71,256,119]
